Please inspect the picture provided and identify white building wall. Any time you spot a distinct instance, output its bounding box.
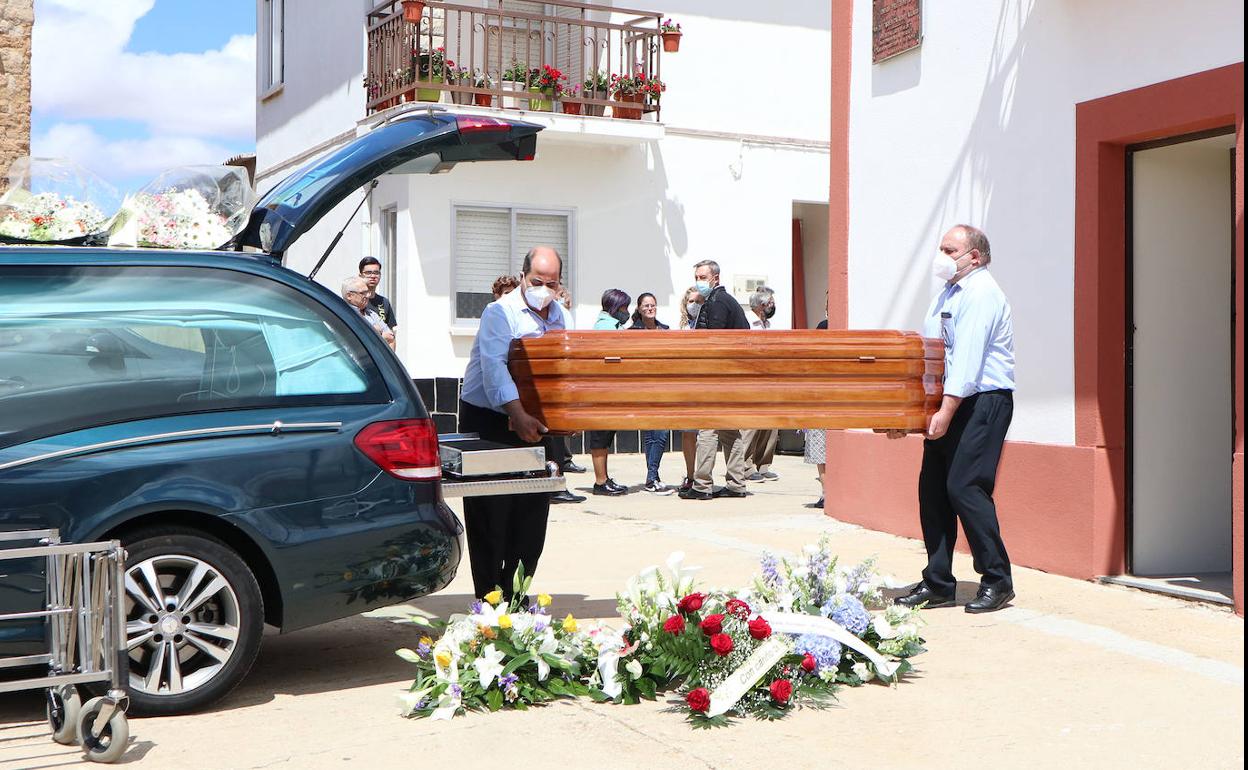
[845,0,1245,446]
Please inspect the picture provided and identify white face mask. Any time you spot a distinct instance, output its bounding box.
[686,301,701,319]
[932,250,972,282]
[525,285,554,310]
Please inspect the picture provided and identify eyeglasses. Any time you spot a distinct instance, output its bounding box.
[361,270,381,276]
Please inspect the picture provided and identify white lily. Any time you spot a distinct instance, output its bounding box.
[665,551,701,595]
[471,602,509,628]
[397,686,432,716]
[872,615,898,639]
[625,659,644,680]
[510,612,537,635]
[896,622,918,639]
[429,689,461,721]
[852,662,874,682]
[472,643,507,689]
[532,629,560,681]
[597,647,623,699]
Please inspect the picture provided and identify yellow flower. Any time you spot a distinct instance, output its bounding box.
[537,593,552,608]
[434,650,452,668]
[562,613,578,633]
[498,614,513,630]
[419,636,433,647]
[484,590,503,605]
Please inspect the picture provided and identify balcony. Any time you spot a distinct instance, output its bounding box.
[364,1,668,123]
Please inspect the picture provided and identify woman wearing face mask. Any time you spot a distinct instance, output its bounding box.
[586,288,632,496]
[673,286,704,496]
[624,293,674,494]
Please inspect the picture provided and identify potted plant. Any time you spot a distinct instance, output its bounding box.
[660,19,682,52]
[472,71,495,107]
[527,65,564,112]
[560,83,583,115]
[402,0,426,24]
[582,69,609,116]
[501,61,530,108]
[449,66,473,104]
[414,46,449,102]
[609,70,663,119]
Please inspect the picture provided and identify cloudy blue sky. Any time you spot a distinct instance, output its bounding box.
[30,0,256,191]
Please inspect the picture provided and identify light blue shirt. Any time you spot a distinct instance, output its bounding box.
[461,287,569,412]
[921,267,1015,398]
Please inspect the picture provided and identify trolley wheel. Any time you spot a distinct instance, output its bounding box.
[47,685,82,745]
[77,696,129,764]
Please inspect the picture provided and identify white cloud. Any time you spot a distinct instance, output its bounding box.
[30,123,241,183]
[32,0,255,145]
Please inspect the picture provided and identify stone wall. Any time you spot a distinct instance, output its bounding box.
[0,0,34,189]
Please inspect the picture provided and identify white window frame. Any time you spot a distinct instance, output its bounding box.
[449,201,576,330]
[379,206,399,303]
[260,0,285,97]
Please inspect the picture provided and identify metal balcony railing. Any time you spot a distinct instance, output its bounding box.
[365,0,665,121]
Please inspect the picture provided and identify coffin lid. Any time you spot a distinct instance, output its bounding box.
[238,112,541,257]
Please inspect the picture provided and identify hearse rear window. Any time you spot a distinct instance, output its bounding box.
[0,265,388,449]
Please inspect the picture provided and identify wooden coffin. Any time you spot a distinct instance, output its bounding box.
[508,330,944,431]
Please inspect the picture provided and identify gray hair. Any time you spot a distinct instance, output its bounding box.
[954,224,991,265]
[341,275,368,298]
[749,286,775,310]
[693,259,720,277]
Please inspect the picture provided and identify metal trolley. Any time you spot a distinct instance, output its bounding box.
[0,529,131,763]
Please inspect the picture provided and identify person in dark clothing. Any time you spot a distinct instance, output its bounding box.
[684,260,751,500]
[360,257,398,332]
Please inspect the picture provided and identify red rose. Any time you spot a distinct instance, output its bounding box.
[710,632,734,656]
[725,598,751,619]
[662,614,686,634]
[801,653,817,673]
[677,592,705,613]
[747,616,771,640]
[699,614,724,636]
[686,687,711,713]
[769,679,793,704]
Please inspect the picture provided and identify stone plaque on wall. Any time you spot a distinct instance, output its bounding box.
[872,0,922,63]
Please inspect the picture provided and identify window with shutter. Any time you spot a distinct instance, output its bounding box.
[452,204,573,322]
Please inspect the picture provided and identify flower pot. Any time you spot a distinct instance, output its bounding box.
[416,75,443,102]
[527,87,553,112]
[584,88,608,117]
[612,91,644,120]
[561,100,583,116]
[473,92,494,107]
[662,31,682,52]
[450,88,473,105]
[402,0,426,24]
[501,80,524,108]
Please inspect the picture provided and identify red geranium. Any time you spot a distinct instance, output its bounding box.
[699,613,724,636]
[677,592,705,613]
[801,653,817,673]
[662,614,686,634]
[725,598,751,619]
[686,687,711,713]
[747,616,771,640]
[769,679,793,704]
[710,632,734,656]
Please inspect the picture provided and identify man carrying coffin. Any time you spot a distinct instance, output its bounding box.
[892,225,1017,614]
[459,246,568,599]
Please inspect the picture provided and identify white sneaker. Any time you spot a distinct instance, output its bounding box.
[645,479,675,495]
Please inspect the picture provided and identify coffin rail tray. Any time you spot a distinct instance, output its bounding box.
[508,330,944,431]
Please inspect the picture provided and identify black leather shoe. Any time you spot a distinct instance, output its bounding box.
[713,487,748,498]
[893,583,955,609]
[681,489,713,500]
[550,490,586,504]
[561,460,587,474]
[604,478,628,493]
[964,585,1014,613]
[592,481,627,496]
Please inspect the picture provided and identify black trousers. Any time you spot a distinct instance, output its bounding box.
[918,390,1013,594]
[459,400,551,599]
[544,434,571,465]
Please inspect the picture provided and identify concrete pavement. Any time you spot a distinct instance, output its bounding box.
[1,453,1243,769]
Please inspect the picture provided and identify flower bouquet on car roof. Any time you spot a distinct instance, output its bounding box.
[107,165,254,250]
[395,566,598,720]
[0,157,118,244]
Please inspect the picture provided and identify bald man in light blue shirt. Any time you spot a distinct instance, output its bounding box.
[894,225,1017,614]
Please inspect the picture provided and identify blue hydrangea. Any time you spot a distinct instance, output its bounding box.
[821,593,871,636]
[760,553,781,587]
[794,634,843,671]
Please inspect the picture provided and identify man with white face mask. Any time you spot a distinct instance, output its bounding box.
[460,245,568,599]
[891,225,1016,614]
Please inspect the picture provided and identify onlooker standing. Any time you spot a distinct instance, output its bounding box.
[459,246,566,599]
[342,276,395,349]
[628,293,675,495]
[891,225,1016,614]
[684,260,751,500]
[587,288,631,496]
[741,286,780,483]
[490,275,585,505]
[360,257,398,334]
[676,286,704,496]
